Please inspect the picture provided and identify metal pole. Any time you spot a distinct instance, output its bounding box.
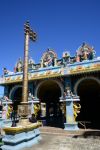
[22,22,30,103]
[18,22,37,121]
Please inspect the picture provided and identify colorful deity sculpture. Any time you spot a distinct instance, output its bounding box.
[76,53,80,62]
[33,104,40,118]
[76,43,96,62]
[41,49,57,67]
[62,51,70,66]
[28,57,35,69]
[88,49,96,60]
[14,57,23,72]
[44,54,53,67]
[1,96,13,119]
[3,68,9,75]
[73,102,81,121]
[7,105,13,119]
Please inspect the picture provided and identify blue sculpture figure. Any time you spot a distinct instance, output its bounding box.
[14,57,23,72]
[3,68,8,75]
[28,57,35,69]
[62,51,70,66]
[88,49,96,60]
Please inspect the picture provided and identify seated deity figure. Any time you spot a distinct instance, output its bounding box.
[41,49,57,67]
[66,88,71,97]
[44,54,53,67]
[63,87,72,98]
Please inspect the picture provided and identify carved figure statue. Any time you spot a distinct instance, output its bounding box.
[41,49,57,67]
[66,87,71,97]
[15,58,23,72]
[2,105,7,119]
[33,104,40,118]
[28,57,35,69]
[76,50,83,62]
[7,105,13,119]
[44,54,53,67]
[62,51,70,66]
[82,50,88,60]
[63,87,73,98]
[3,68,8,75]
[88,49,96,60]
[73,102,81,121]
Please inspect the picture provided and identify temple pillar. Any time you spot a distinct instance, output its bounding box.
[64,97,79,130]
[60,87,80,130]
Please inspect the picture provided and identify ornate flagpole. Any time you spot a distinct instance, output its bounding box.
[1,22,42,150]
[22,22,30,104]
[18,21,37,120]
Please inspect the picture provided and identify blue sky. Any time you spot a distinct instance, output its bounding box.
[0,0,100,95]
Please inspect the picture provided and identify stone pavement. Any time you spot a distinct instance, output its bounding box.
[23,127,100,150]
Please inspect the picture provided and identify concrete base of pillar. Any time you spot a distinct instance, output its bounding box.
[64,122,79,131]
[1,127,41,150]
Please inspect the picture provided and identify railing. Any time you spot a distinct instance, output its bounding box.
[78,121,91,129]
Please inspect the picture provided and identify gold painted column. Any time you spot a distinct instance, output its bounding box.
[22,22,30,104]
[18,22,37,120]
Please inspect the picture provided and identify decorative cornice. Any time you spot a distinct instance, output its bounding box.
[0,60,100,85]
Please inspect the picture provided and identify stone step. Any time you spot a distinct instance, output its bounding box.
[39,126,100,137]
[40,126,83,136]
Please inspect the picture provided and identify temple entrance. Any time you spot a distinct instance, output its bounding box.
[76,78,100,129]
[37,80,64,128]
[9,85,22,110]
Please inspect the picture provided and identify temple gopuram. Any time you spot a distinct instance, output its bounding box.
[0,43,100,130]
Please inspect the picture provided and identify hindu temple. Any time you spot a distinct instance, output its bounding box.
[0,42,100,130]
